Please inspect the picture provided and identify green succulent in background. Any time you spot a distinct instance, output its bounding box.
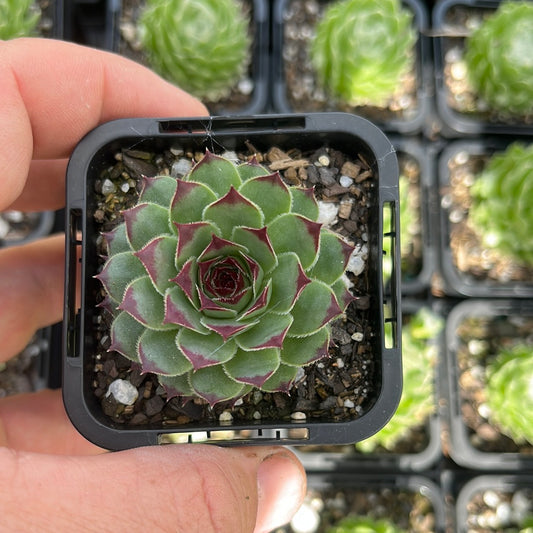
[382,175,413,284]
[310,0,416,107]
[356,307,443,452]
[468,143,533,266]
[327,515,406,533]
[485,343,533,445]
[97,151,354,406]
[138,0,251,101]
[464,1,533,116]
[0,0,40,40]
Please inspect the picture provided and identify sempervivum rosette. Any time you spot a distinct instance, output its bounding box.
[97,151,354,406]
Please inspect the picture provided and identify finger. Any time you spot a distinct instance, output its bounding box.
[0,389,103,455]
[0,37,208,210]
[0,234,65,361]
[0,444,306,533]
[4,159,68,212]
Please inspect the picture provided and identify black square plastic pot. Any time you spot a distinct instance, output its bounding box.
[62,113,402,450]
[291,299,445,472]
[455,475,533,532]
[432,0,533,137]
[272,0,432,135]
[110,0,270,115]
[437,138,533,298]
[282,472,446,532]
[444,299,533,470]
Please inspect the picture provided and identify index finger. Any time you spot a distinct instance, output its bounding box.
[0,38,208,210]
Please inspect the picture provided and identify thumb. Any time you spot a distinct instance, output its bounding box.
[0,444,306,533]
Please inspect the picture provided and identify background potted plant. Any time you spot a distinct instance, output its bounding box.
[437,138,533,298]
[432,0,533,136]
[62,112,402,450]
[111,0,269,115]
[281,473,446,532]
[454,475,533,532]
[272,0,431,134]
[444,298,533,470]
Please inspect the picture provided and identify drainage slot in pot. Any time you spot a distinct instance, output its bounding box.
[158,427,310,444]
[382,201,399,349]
[66,208,83,358]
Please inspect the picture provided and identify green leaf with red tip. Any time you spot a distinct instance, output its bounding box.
[202,187,263,239]
[281,327,330,367]
[164,285,208,333]
[171,179,217,224]
[331,278,355,312]
[123,202,171,250]
[261,363,299,394]
[288,280,343,337]
[103,224,130,255]
[238,173,291,223]
[224,347,280,387]
[290,187,319,220]
[235,313,293,350]
[139,176,177,207]
[237,158,271,181]
[189,365,247,406]
[138,329,192,376]
[108,311,144,362]
[308,231,355,284]
[239,281,271,320]
[200,315,258,341]
[134,235,178,294]
[267,213,321,269]
[268,252,311,314]
[177,329,237,370]
[171,257,199,306]
[197,234,247,262]
[175,221,220,268]
[119,276,174,330]
[95,251,145,303]
[231,226,277,274]
[158,373,194,399]
[187,151,241,197]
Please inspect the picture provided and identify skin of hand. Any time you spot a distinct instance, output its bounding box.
[0,38,306,533]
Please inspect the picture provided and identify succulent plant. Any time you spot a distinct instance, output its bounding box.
[138,0,251,101]
[310,0,416,107]
[468,143,533,266]
[356,307,443,452]
[327,515,406,533]
[97,151,355,406]
[0,0,40,40]
[485,343,533,445]
[464,1,533,116]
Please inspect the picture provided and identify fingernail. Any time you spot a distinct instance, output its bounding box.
[254,451,306,533]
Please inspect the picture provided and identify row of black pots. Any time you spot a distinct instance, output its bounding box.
[63,0,533,138]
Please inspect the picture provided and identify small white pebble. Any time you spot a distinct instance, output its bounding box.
[483,490,501,508]
[233,397,244,407]
[171,158,193,177]
[291,411,307,421]
[238,78,254,95]
[252,390,263,404]
[339,175,353,188]
[295,367,306,382]
[120,182,130,193]
[318,154,330,166]
[336,357,344,369]
[253,411,261,420]
[317,201,338,226]
[106,379,138,405]
[0,217,9,239]
[101,179,116,195]
[219,410,233,424]
[478,402,491,419]
[352,332,364,342]
[343,399,355,409]
[221,151,239,163]
[4,211,24,223]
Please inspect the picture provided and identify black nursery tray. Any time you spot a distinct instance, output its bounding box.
[63,113,401,450]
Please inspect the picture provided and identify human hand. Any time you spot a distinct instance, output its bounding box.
[0,38,306,533]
